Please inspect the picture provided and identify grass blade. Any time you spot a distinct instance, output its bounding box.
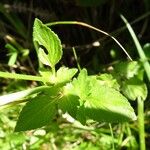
[120,14,150,81]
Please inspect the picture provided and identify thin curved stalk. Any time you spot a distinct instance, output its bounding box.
[46,21,132,61]
[72,47,81,71]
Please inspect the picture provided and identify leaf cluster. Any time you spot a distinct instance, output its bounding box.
[15,19,137,131]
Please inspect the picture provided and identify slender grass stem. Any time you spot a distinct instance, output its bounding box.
[138,97,145,150]
[118,124,125,148]
[121,15,150,81]
[52,67,56,77]
[121,15,147,150]
[72,47,81,71]
[109,123,115,150]
[126,123,134,149]
[46,21,132,61]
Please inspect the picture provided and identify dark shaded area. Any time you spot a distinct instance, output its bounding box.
[0,0,149,70]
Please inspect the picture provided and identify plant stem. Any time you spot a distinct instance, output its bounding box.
[109,123,115,150]
[72,47,81,71]
[126,123,134,149]
[118,124,125,148]
[137,96,145,150]
[46,21,132,61]
[0,71,49,82]
[52,67,56,77]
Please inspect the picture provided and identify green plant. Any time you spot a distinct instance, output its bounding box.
[0,18,137,134]
[112,60,147,150]
[120,15,150,150]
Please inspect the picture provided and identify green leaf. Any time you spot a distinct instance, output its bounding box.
[97,73,120,90]
[39,68,54,83]
[38,48,52,66]
[5,43,18,66]
[122,77,147,101]
[64,69,136,123]
[8,52,18,66]
[58,83,79,118]
[7,133,26,145]
[58,94,79,118]
[113,61,140,79]
[143,43,150,59]
[33,18,62,68]
[84,81,137,122]
[71,69,93,100]
[56,67,78,84]
[39,67,78,85]
[15,93,57,131]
